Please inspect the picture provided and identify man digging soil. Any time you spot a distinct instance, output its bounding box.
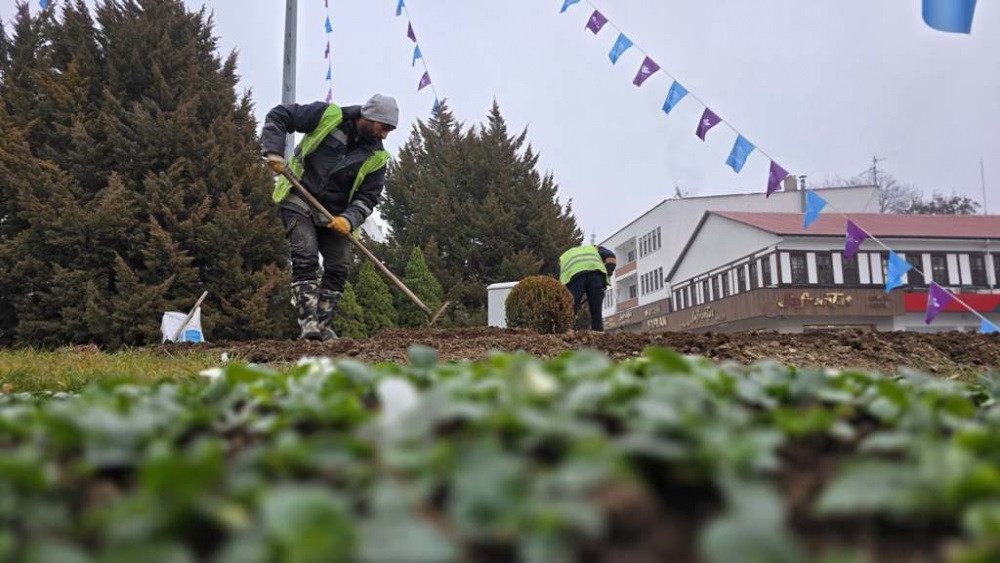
[262,94,399,341]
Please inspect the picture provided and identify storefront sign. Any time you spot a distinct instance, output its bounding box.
[646,315,668,329]
[680,306,725,329]
[776,292,853,309]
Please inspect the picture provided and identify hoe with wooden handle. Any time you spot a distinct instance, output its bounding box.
[277,167,450,327]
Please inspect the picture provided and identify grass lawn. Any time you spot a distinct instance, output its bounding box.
[0,346,230,393]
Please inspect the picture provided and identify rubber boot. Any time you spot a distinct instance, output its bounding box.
[290,280,323,340]
[317,289,342,341]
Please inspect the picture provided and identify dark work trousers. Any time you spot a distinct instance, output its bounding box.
[281,207,351,292]
[566,271,606,331]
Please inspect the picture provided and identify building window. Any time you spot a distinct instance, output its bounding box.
[638,227,662,258]
[970,254,988,286]
[874,253,888,284]
[736,266,746,293]
[930,254,948,285]
[749,261,759,290]
[701,279,710,303]
[905,254,924,286]
[761,256,772,286]
[627,249,636,263]
[789,252,808,284]
[815,253,834,285]
[841,253,859,285]
[628,284,637,299]
[994,255,1000,288]
[685,286,692,308]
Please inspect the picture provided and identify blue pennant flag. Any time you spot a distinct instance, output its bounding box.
[396,0,405,16]
[885,251,913,292]
[982,318,999,333]
[923,0,976,34]
[609,33,633,64]
[432,98,441,115]
[803,190,827,228]
[560,0,581,13]
[725,135,755,173]
[40,0,48,7]
[325,67,331,81]
[412,45,422,66]
[662,81,688,115]
[325,17,333,34]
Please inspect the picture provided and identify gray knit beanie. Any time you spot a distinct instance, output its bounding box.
[360,94,399,128]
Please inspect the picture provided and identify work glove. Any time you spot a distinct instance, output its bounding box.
[264,153,286,174]
[329,216,352,235]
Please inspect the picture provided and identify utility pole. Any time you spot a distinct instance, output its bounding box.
[871,154,885,188]
[981,158,989,214]
[282,0,298,160]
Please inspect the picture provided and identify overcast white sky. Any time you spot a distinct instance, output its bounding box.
[4,1,999,240]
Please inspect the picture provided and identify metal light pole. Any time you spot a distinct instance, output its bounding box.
[282,0,297,159]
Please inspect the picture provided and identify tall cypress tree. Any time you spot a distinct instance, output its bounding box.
[381,100,581,325]
[0,0,293,347]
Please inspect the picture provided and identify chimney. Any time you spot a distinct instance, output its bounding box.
[782,176,798,192]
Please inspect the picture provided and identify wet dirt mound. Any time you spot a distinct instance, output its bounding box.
[170,328,1000,378]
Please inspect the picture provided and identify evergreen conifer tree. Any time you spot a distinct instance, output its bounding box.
[0,0,293,346]
[398,246,444,328]
[382,100,581,325]
[354,261,397,336]
[333,281,367,339]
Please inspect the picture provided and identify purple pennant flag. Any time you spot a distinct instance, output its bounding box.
[325,88,332,103]
[324,41,330,59]
[767,161,789,197]
[407,23,417,42]
[586,10,608,33]
[418,71,431,91]
[925,282,954,324]
[695,108,721,141]
[633,56,660,87]
[844,220,869,260]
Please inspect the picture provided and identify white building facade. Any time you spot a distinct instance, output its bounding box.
[611,211,1000,334]
[598,184,880,325]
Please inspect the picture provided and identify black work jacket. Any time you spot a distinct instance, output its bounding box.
[261,102,385,228]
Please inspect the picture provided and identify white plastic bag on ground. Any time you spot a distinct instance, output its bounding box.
[160,309,205,343]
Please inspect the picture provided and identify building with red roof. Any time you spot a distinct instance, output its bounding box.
[606,210,1000,333]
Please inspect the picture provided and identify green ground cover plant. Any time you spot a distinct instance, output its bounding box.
[0,347,998,562]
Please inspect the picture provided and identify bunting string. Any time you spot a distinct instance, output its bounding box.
[395,0,441,114]
[322,0,333,102]
[801,190,999,333]
[558,0,791,195]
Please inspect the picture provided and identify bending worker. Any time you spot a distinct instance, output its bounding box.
[261,94,399,340]
[558,244,617,331]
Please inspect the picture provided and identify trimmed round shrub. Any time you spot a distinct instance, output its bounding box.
[505,276,575,334]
